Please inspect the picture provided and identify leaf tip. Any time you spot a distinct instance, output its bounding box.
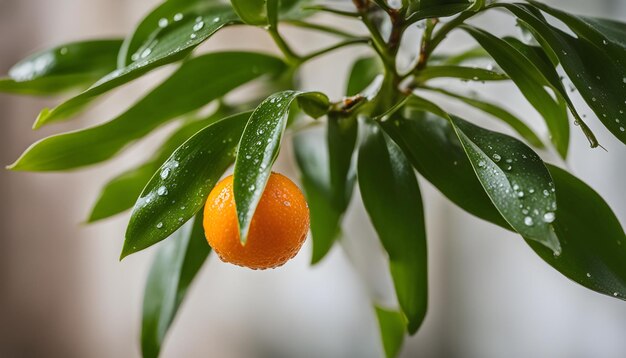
[33,108,51,130]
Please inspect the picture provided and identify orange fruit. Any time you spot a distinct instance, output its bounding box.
[203,172,310,270]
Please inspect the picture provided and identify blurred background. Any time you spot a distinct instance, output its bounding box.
[1,0,626,357]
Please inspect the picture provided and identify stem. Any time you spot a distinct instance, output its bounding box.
[268,25,300,65]
[300,38,370,63]
[285,20,361,38]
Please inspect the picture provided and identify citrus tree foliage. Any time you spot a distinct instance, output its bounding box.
[3,0,626,356]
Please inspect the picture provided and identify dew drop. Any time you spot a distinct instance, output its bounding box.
[249,184,256,192]
[517,191,525,198]
[174,13,183,21]
[158,18,168,28]
[160,168,170,179]
[157,186,168,196]
[524,216,534,226]
[478,160,486,168]
[586,273,592,278]
[193,21,204,31]
[140,48,152,59]
[492,153,501,162]
[156,222,163,229]
[543,189,550,197]
[283,201,291,207]
[614,292,619,297]
[59,47,68,55]
[543,212,555,223]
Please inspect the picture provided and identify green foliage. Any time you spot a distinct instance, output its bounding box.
[3,0,626,357]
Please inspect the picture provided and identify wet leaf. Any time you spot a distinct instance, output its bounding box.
[424,87,544,148]
[10,52,284,171]
[233,91,329,243]
[0,39,122,95]
[358,120,427,334]
[118,0,218,67]
[141,213,210,358]
[34,5,240,128]
[462,25,570,158]
[121,112,250,258]
[87,110,225,222]
[384,106,626,299]
[450,114,560,253]
[500,3,626,146]
[416,65,508,82]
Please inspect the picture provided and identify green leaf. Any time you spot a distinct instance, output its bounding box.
[461,25,570,158]
[10,52,284,172]
[415,65,508,82]
[87,110,225,222]
[358,120,428,334]
[141,212,210,358]
[293,130,342,264]
[122,112,250,259]
[375,306,406,358]
[230,0,273,26]
[233,91,329,243]
[328,115,358,212]
[424,87,544,148]
[346,56,382,96]
[450,114,560,253]
[406,1,472,23]
[529,165,626,300]
[436,46,490,66]
[385,107,626,299]
[118,0,216,68]
[0,39,122,96]
[34,5,240,128]
[382,102,509,229]
[499,3,626,146]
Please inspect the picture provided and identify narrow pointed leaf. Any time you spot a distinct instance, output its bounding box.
[358,120,427,334]
[425,87,544,148]
[141,213,210,358]
[415,65,508,82]
[499,3,626,146]
[450,115,560,253]
[118,0,216,67]
[233,91,329,243]
[88,111,225,222]
[406,1,472,23]
[293,131,342,264]
[462,25,570,157]
[529,165,626,300]
[0,39,122,96]
[382,105,509,228]
[375,306,406,358]
[10,52,284,172]
[384,107,626,299]
[346,56,382,96]
[122,112,250,258]
[328,115,358,212]
[34,5,240,128]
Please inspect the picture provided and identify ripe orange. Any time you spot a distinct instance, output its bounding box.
[203,172,310,270]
